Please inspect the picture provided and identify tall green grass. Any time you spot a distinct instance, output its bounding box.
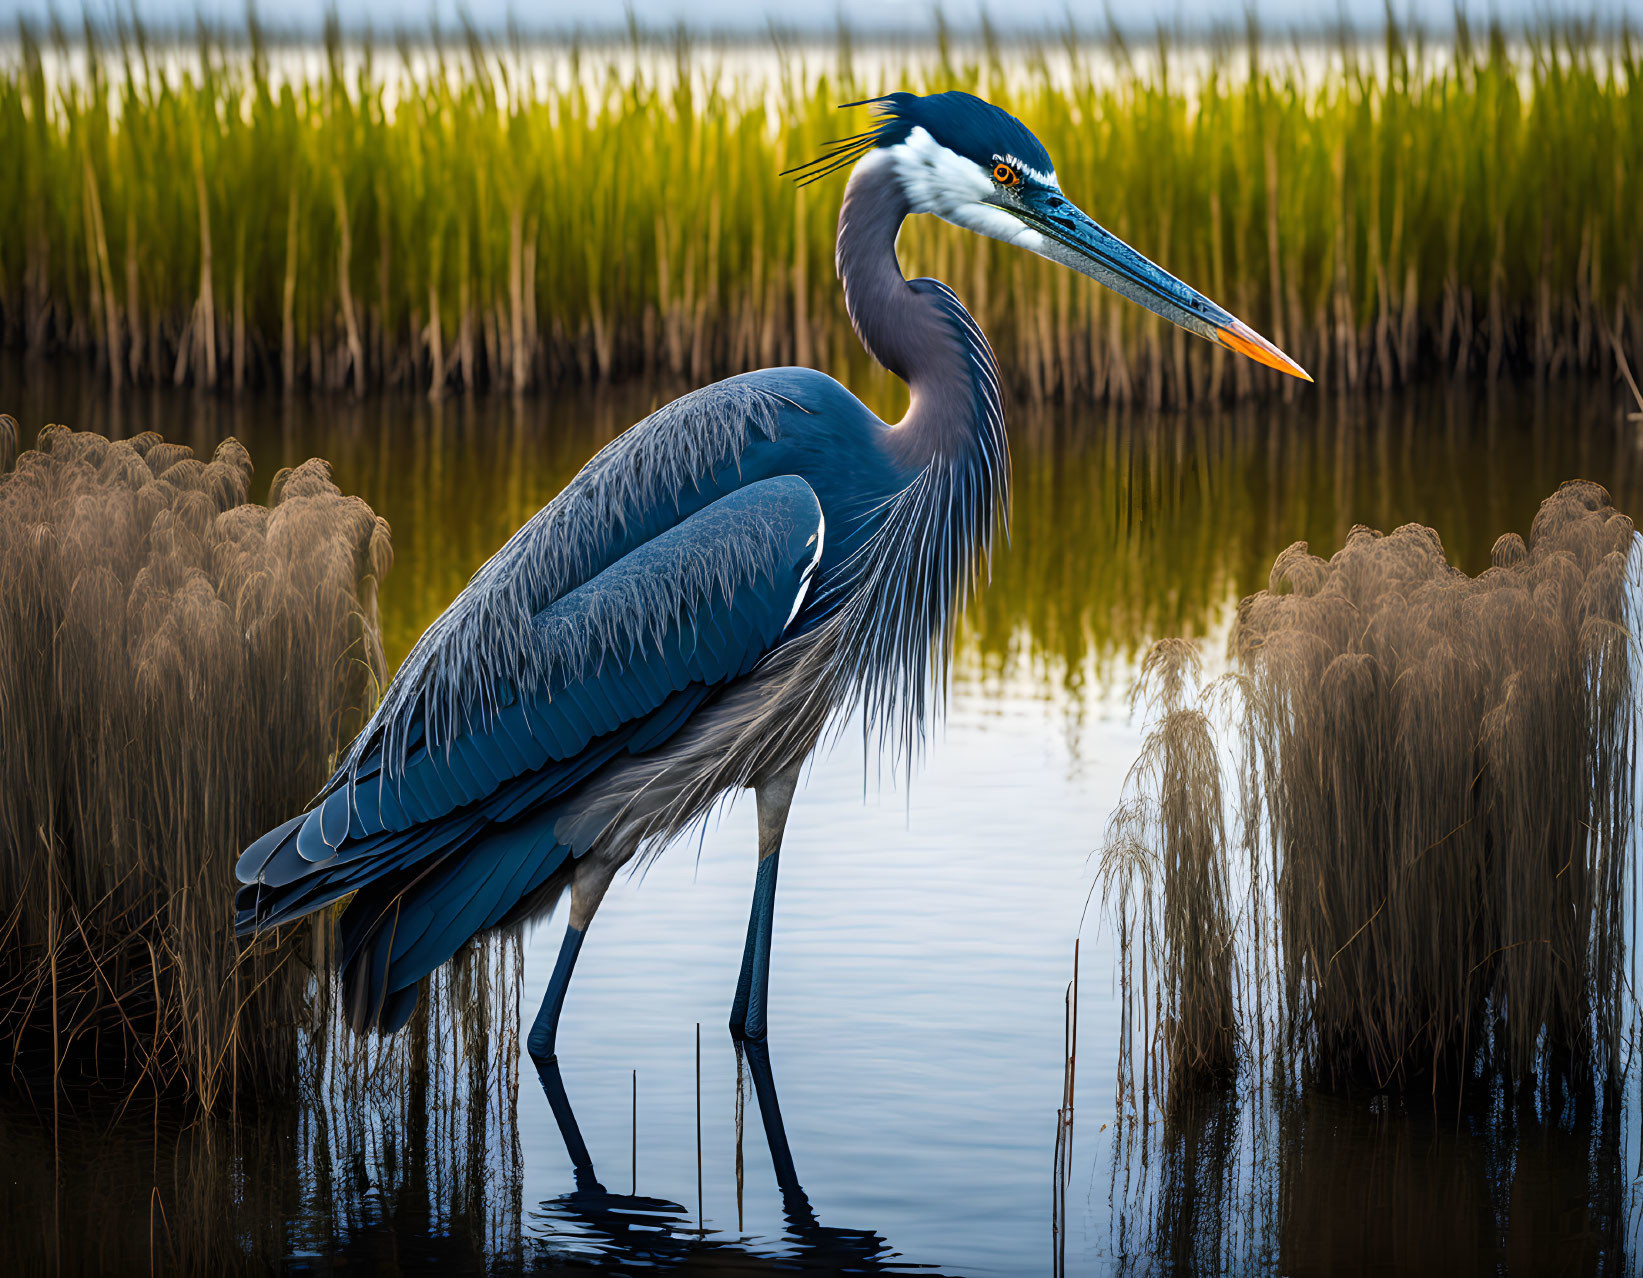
[3,18,1639,403]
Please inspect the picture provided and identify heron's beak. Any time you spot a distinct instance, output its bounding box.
[998,186,1312,382]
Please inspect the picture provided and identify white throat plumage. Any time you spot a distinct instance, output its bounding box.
[881,127,1058,254]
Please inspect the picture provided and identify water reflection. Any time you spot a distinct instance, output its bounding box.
[0,937,524,1275]
[972,385,1642,698]
[528,1040,956,1274]
[1,1096,300,1274]
[1109,1078,1638,1277]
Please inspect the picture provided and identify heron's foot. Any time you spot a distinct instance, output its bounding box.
[569,1165,607,1195]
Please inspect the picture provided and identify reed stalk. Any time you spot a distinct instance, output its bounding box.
[1101,640,1238,1088]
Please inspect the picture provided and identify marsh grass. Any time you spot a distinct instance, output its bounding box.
[294,934,524,1271]
[1106,482,1639,1093]
[4,17,1639,403]
[0,417,390,1108]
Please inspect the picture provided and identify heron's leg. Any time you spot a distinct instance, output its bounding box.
[528,856,617,1189]
[535,1045,600,1191]
[738,1036,812,1220]
[528,922,587,1065]
[730,762,801,1041]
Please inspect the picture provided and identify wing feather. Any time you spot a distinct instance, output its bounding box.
[237,477,825,938]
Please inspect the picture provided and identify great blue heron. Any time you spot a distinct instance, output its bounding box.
[236,91,1306,1108]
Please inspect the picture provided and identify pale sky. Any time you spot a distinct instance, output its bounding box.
[2,0,1632,36]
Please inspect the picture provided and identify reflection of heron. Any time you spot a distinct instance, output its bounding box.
[530,1039,952,1275]
[236,92,1307,1104]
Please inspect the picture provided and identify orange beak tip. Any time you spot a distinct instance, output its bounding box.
[1216,319,1312,383]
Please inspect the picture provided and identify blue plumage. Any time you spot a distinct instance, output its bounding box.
[236,357,988,1033]
[786,90,1054,187]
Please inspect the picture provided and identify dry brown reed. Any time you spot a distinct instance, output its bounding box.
[0,416,391,1108]
[1052,939,1078,1278]
[1241,480,1637,1087]
[1102,639,1238,1088]
[1106,481,1639,1094]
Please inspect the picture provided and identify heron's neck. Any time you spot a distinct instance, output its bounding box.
[837,155,1001,469]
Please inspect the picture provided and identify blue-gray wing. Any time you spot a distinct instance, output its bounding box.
[348,375,806,781]
[236,476,824,896]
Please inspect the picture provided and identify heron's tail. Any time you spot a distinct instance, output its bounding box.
[236,802,575,1034]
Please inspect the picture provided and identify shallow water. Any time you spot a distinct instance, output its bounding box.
[3,361,1642,1275]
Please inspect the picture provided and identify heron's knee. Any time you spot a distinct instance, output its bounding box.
[568,856,620,932]
[527,1029,557,1066]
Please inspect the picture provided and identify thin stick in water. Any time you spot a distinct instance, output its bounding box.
[1052,937,1079,1278]
[696,1023,704,1231]
[735,1046,745,1233]
[1069,937,1078,1143]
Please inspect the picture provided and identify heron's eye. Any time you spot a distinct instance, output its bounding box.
[992,162,1019,187]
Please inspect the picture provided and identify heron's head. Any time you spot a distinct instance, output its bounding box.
[790,90,1310,382]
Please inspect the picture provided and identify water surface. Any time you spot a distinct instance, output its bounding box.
[3,360,1640,1275]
